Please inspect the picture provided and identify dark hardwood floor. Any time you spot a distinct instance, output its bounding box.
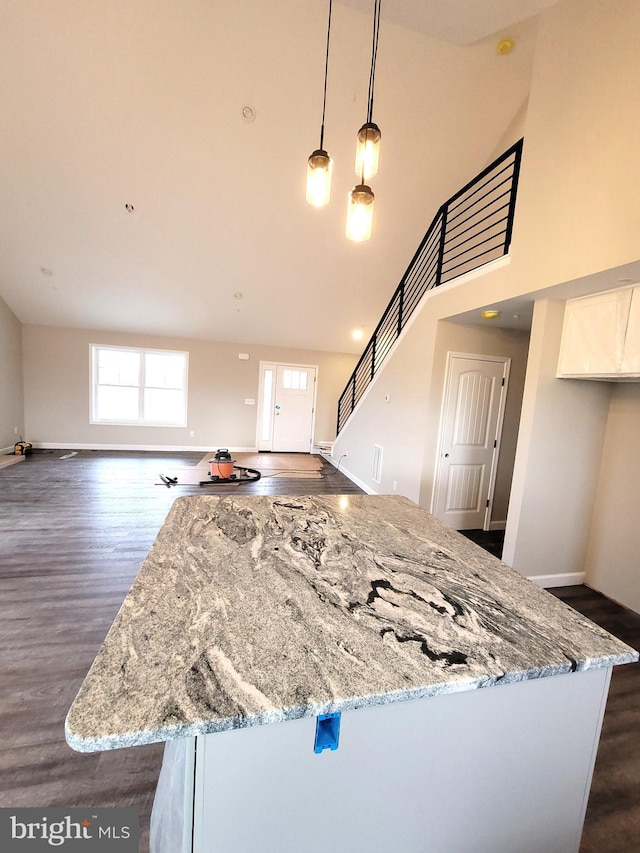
[1,450,638,852]
[460,527,505,559]
[0,449,363,851]
[547,585,640,853]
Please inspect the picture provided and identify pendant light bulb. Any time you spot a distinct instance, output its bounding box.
[354,0,382,185]
[355,122,381,180]
[306,149,333,207]
[345,184,375,242]
[306,0,334,208]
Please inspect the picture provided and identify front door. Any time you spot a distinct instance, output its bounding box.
[257,363,317,453]
[432,353,510,530]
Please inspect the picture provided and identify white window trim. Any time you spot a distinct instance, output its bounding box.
[90,344,189,427]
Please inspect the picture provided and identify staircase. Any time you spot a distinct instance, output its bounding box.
[336,138,524,435]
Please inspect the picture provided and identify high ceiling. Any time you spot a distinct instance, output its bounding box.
[339,0,560,45]
[0,0,553,354]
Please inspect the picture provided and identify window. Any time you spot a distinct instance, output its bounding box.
[282,369,308,390]
[260,369,274,442]
[91,345,188,426]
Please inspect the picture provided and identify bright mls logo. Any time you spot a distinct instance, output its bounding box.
[0,808,138,851]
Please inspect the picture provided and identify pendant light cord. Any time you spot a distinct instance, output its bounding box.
[319,0,333,152]
[366,0,381,124]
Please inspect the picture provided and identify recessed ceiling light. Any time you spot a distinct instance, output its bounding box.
[481,310,501,320]
[242,106,256,122]
[352,328,364,341]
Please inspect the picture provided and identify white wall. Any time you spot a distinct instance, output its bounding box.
[585,384,640,613]
[332,307,432,501]
[333,261,530,504]
[488,96,528,164]
[0,294,24,451]
[510,0,640,291]
[335,0,640,593]
[22,325,357,449]
[502,300,611,581]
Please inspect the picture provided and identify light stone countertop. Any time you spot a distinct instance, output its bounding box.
[65,495,638,752]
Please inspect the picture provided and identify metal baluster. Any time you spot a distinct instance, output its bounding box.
[504,142,523,253]
[435,206,448,286]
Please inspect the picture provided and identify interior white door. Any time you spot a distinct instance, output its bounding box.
[272,365,316,453]
[433,354,509,530]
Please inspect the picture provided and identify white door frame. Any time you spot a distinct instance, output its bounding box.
[256,361,318,452]
[431,352,511,531]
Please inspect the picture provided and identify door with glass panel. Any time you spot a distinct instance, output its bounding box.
[257,363,317,452]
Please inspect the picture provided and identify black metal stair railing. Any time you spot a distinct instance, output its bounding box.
[336,138,523,435]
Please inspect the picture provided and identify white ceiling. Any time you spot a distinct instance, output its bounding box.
[338,0,560,46]
[0,0,551,354]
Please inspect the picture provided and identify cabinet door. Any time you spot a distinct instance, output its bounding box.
[620,285,640,374]
[558,289,632,376]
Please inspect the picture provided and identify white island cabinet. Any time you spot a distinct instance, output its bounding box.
[65,495,638,853]
[158,667,611,853]
[558,284,640,379]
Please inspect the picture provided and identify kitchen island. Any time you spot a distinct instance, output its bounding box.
[66,495,637,853]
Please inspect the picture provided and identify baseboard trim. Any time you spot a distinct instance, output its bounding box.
[323,454,376,495]
[0,445,16,455]
[528,572,585,588]
[488,520,506,531]
[341,468,377,495]
[33,442,259,453]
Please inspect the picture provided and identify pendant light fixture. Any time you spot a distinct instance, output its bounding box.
[305,0,334,208]
[346,0,381,242]
[345,183,375,242]
[355,0,382,180]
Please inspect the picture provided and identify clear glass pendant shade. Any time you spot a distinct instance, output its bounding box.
[345,183,375,242]
[355,122,381,180]
[306,149,333,207]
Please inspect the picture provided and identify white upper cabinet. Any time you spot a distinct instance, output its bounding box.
[557,285,640,380]
[620,286,640,374]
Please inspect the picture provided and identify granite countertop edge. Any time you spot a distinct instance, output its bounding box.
[65,650,637,753]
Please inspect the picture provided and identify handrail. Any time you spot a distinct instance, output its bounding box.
[336,138,523,435]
